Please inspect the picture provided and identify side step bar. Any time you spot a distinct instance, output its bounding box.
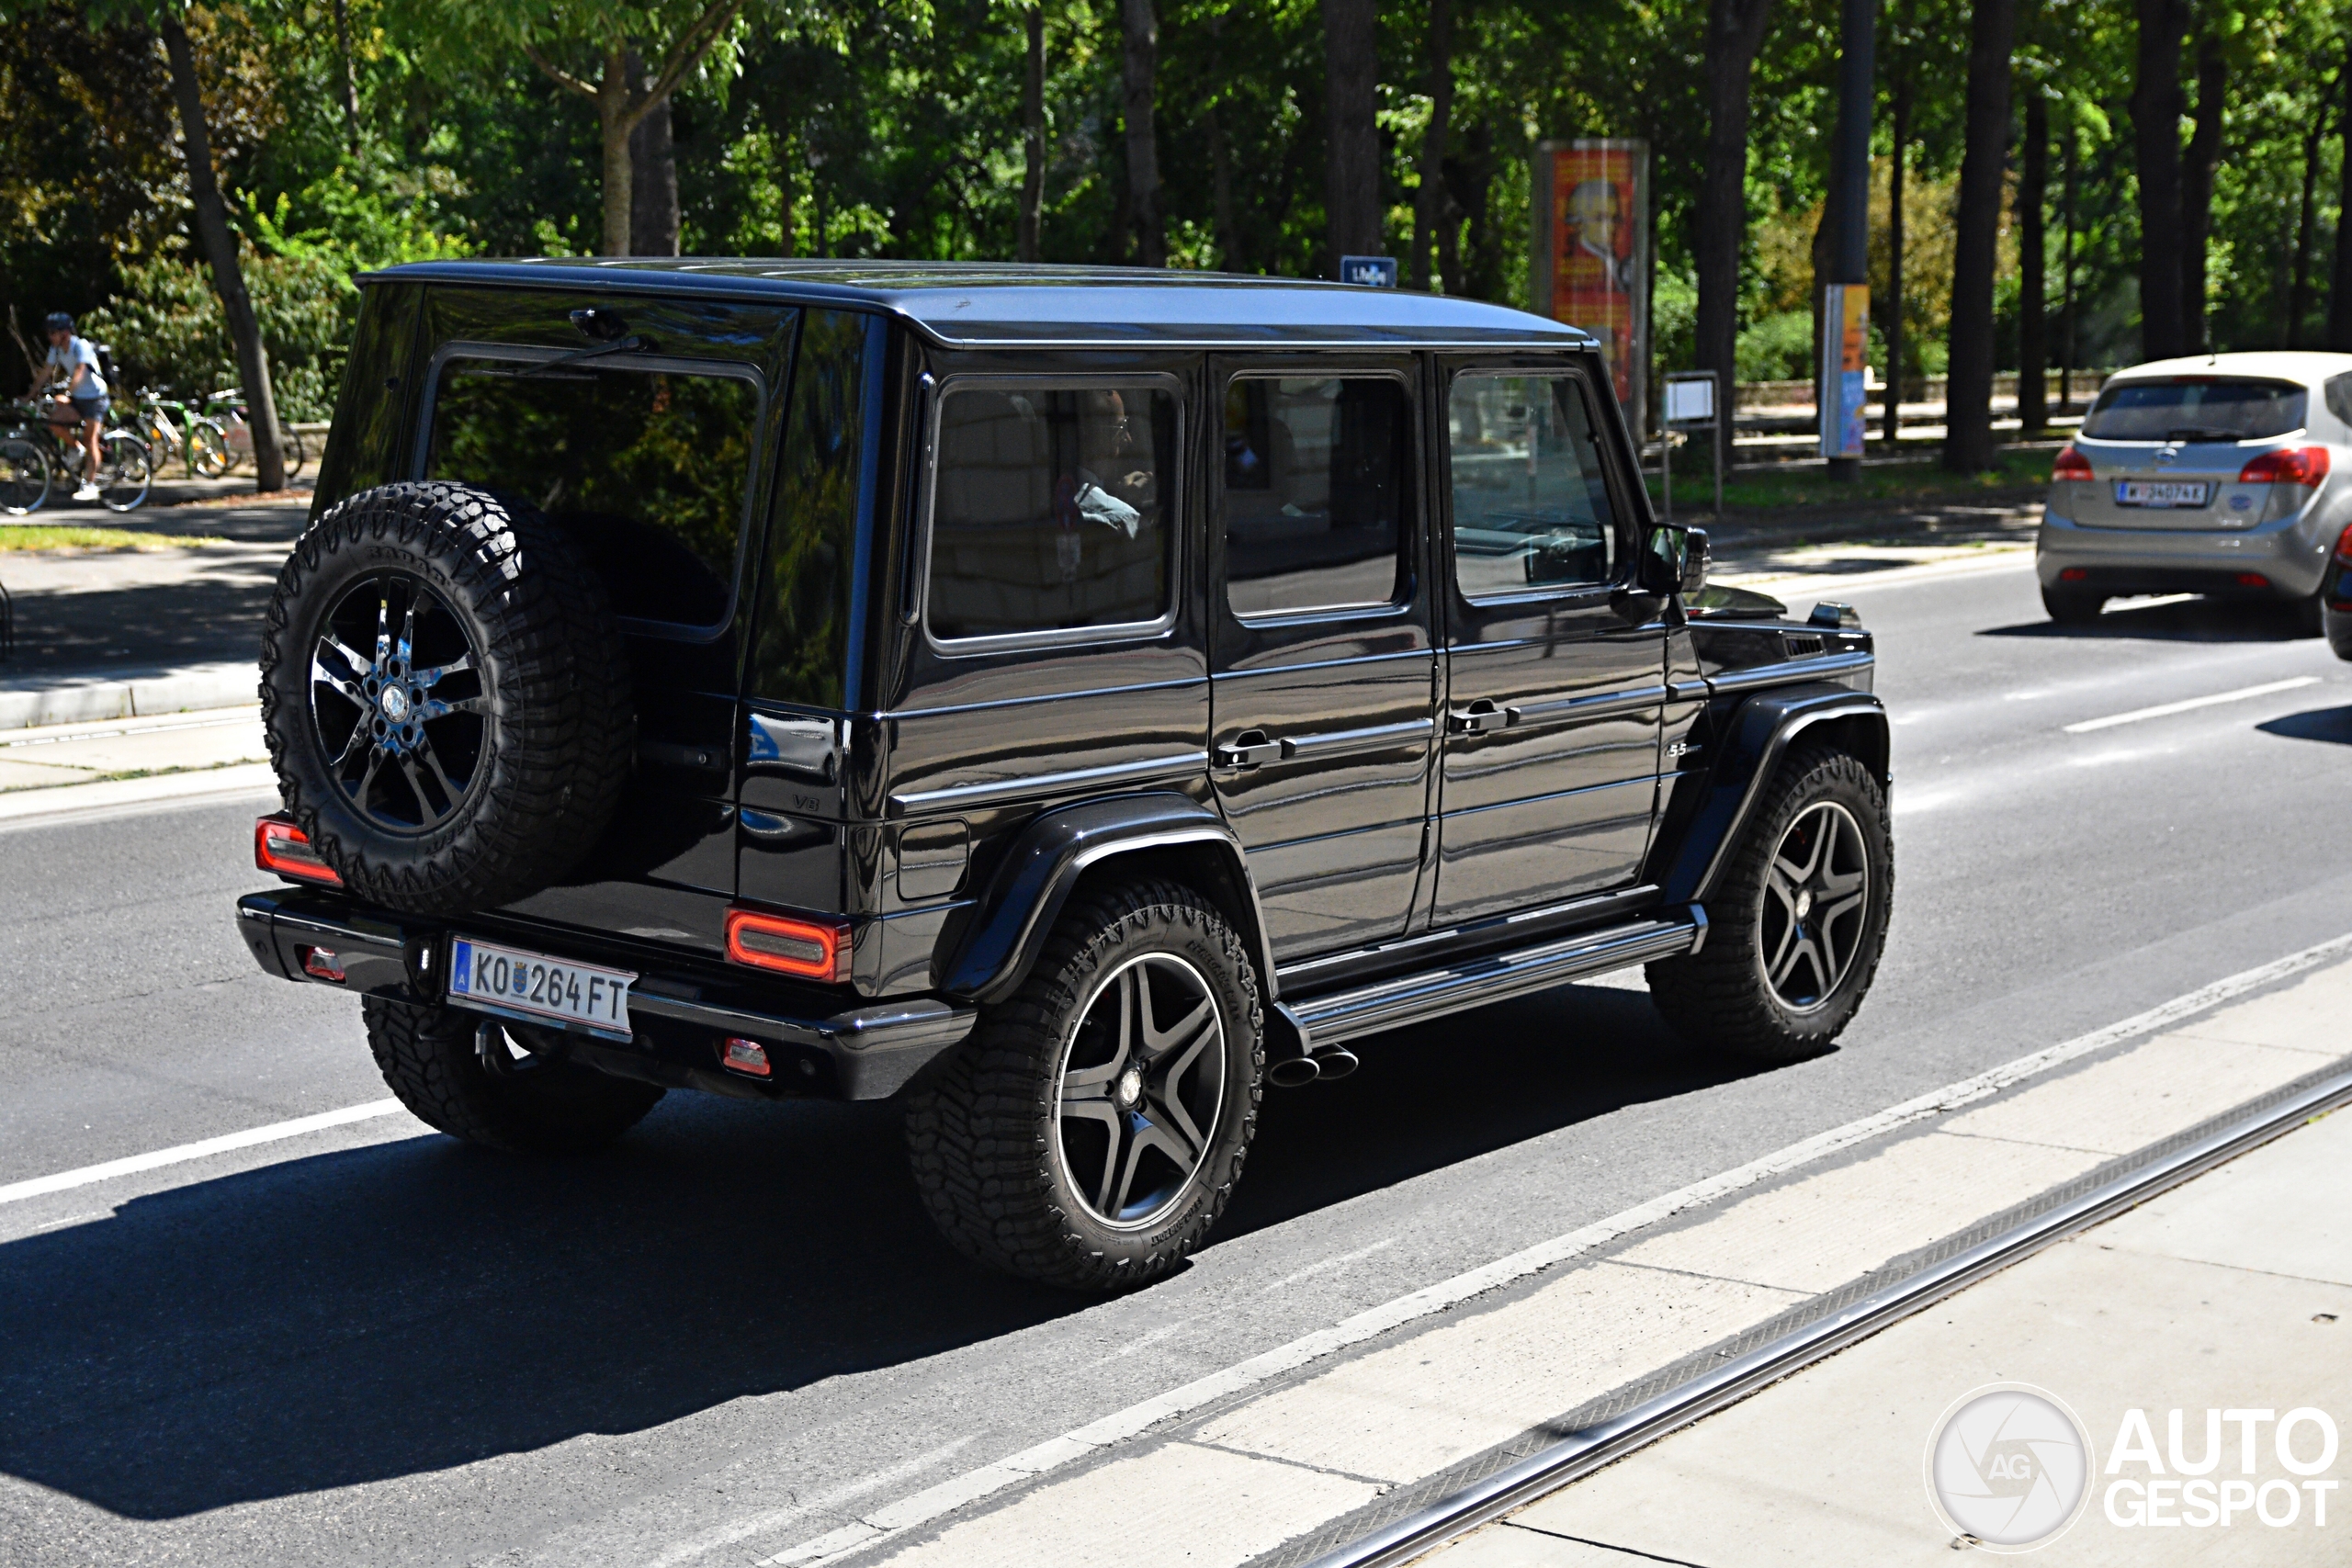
[1277,909,1705,1052]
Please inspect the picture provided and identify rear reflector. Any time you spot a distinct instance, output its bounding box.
[299,946,345,983]
[2238,446,2331,486]
[2052,446,2094,482]
[725,908,852,982]
[2237,573,2272,588]
[255,816,342,886]
[2058,568,2089,582]
[719,1037,773,1077]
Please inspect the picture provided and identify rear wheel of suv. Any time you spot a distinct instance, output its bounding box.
[1646,746,1893,1062]
[362,996,663,1153]
[2041,584,2104,625]
[260,481,634,915]
[904,881,1265,1292]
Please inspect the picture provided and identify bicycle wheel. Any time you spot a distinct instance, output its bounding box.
[97,430,152,513]
[281,423,308,480]
[0,437,48,515]
[189,418,231,479]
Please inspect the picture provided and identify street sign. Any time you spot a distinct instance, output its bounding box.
[1664,376,1714,425]
[1660,369,1723,523]
[1340,255,1397,288]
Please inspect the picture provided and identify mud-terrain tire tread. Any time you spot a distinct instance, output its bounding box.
[259,480,633,913]
[903,880,1264,1292]
[363,996,662,1154]
[1645,745,1894,1062]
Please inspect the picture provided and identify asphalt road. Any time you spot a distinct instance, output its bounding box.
[5,556,2350,1566]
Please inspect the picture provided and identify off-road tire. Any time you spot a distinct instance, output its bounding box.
[1645,746,1893,1062]
[362,996,662,1154]
[904,881,1265,1292]
[260,481,633,914]
[2041,584,2104,625]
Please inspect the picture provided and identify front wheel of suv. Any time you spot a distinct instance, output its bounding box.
[1646,746,1894,1062]
[904,881,1265,1292]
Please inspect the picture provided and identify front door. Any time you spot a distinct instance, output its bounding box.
[1208,361,1436,961]
[1431,362,1666,924]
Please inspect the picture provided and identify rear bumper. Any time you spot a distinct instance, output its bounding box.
[2036,511,2329,598]
[235,889,974,1100]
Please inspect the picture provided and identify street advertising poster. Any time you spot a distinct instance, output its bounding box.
[1531,140,1650,444]
[1820,282,1871,459]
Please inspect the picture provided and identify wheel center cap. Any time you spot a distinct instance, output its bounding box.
[1115,1066,1144,1108]
[379,686,411,722]
[1794,889,1814,920]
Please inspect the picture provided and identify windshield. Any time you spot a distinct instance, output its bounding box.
[2081,378,2307,442]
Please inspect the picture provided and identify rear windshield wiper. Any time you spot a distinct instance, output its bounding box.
[518,334,658,378]
[2162,426,2242,443]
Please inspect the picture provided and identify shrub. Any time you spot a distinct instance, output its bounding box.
[85,249,353,422]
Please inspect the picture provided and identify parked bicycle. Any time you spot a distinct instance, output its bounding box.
[1,400,152,513]
[129,388,232,479]
[203,388,307,480]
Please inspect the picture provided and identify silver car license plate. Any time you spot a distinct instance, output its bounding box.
[2115,479,2211,508]
[447,935,635,1039]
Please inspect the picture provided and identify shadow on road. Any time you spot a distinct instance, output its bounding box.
[1978,595,2314,642]
[0,978,1738,1519]
[2257,705,2352,746]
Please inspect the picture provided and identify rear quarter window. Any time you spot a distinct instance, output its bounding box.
[2081,379,2307,442]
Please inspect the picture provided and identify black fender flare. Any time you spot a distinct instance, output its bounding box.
[933,793,1279,1008]
[1657,684,1889,906]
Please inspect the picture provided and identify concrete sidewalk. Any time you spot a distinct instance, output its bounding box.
[1422,1108,2350,1566]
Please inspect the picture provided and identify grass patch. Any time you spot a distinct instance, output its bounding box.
[1647,445,2056,513]
[0,525,227,552]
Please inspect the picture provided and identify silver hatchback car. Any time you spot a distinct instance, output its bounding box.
[2036,351,2352,626]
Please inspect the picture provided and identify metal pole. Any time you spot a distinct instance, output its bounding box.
[1712,375,1724,519]
[1825,0,1876,481]
[1662,424,1673,522]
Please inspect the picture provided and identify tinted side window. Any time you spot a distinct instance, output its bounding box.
[749,310,867,708]
[926,384,1175,642]
[425,356,760,627]
[1449,373,1620,598]
[2325,373,2352,428]
[1223,377,1408,619]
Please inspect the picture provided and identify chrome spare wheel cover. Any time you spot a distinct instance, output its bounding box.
[308,573,489,835]
[1758,800,1871,1011]
[1053,952,1227,1230]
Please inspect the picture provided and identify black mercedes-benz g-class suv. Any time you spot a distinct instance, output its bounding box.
[236,260,1892,1291]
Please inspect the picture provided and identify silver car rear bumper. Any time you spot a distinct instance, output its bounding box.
[2036,507,2331,598]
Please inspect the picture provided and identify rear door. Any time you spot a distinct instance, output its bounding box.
[1430,360,1665,924]
[1207,360,1434,960]
[2068,377,2311,529]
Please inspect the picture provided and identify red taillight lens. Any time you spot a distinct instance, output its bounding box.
[725,908,852,982]
[2238,446,2332,486]
[2335,523,2352,562]
[2236,573,2272,588]
[2058,568,2089,582]
[255,816,342,886]
[2052,446,2094,482]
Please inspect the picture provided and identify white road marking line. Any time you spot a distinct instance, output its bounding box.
[0,1099,409,1206]
[645,1436,978,1568]
[2063,675,2322,734]
[0,761,278,829]
[731,931,2352,1568]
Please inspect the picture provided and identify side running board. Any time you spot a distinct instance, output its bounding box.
[1276,910,1706,1052]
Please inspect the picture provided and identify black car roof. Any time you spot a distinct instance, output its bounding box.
[362,258,1597,354]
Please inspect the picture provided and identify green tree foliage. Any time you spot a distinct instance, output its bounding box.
[84,248,351,416]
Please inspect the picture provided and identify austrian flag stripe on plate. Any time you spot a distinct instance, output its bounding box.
[447,935,636,1039]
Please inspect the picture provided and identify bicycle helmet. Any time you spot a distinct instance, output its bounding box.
[42,312,72,333]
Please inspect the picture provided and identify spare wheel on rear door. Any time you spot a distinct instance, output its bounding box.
[258,480,636,914]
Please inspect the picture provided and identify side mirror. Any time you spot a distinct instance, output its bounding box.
[1639,526,1708,597]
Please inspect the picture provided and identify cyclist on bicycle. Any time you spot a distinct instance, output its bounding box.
[43,311,107,502]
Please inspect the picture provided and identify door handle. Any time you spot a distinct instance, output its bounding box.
[1446,701,1510,736]
[1216,729,1283,770]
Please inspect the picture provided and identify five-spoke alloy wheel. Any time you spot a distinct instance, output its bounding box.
[1758,800,1871,1011]
[1054,952,1228,1230]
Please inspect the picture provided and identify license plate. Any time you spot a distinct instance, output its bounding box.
[2116,479,2211,508]
[447,935,635,1039]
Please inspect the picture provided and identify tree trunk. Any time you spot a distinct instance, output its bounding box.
[2287,74,2334,348]
[158,14,285,492]
[1944,0,2016,473]
[2331,47,2352,351]
[771,103,797,257]
[2178,33,2224,353]
[1321,0,1382,266]
[629,51,681,258]
[2132,0,2187,360]
[1411,0,1453,291]
[599,51,634,257]
[2018,89,2048,435]
[332,0,359,153]
[1883,62,1909,446]
[2061,116,2077,411]
[1121,0,1162,266]
[1208,103,1240,270]
[1697,0,1777,469]
[1020,6,1045,263]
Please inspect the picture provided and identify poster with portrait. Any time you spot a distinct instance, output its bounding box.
[1531,140,1650,444]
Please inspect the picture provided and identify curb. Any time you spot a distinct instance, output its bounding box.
[0,661,257,730]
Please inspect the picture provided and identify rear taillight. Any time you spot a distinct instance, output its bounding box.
[2052,446,2094,482]
[2335,523,2352,562]
[255,816,342,886]
[725,908,852,983]
[2238,446,2331,486]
